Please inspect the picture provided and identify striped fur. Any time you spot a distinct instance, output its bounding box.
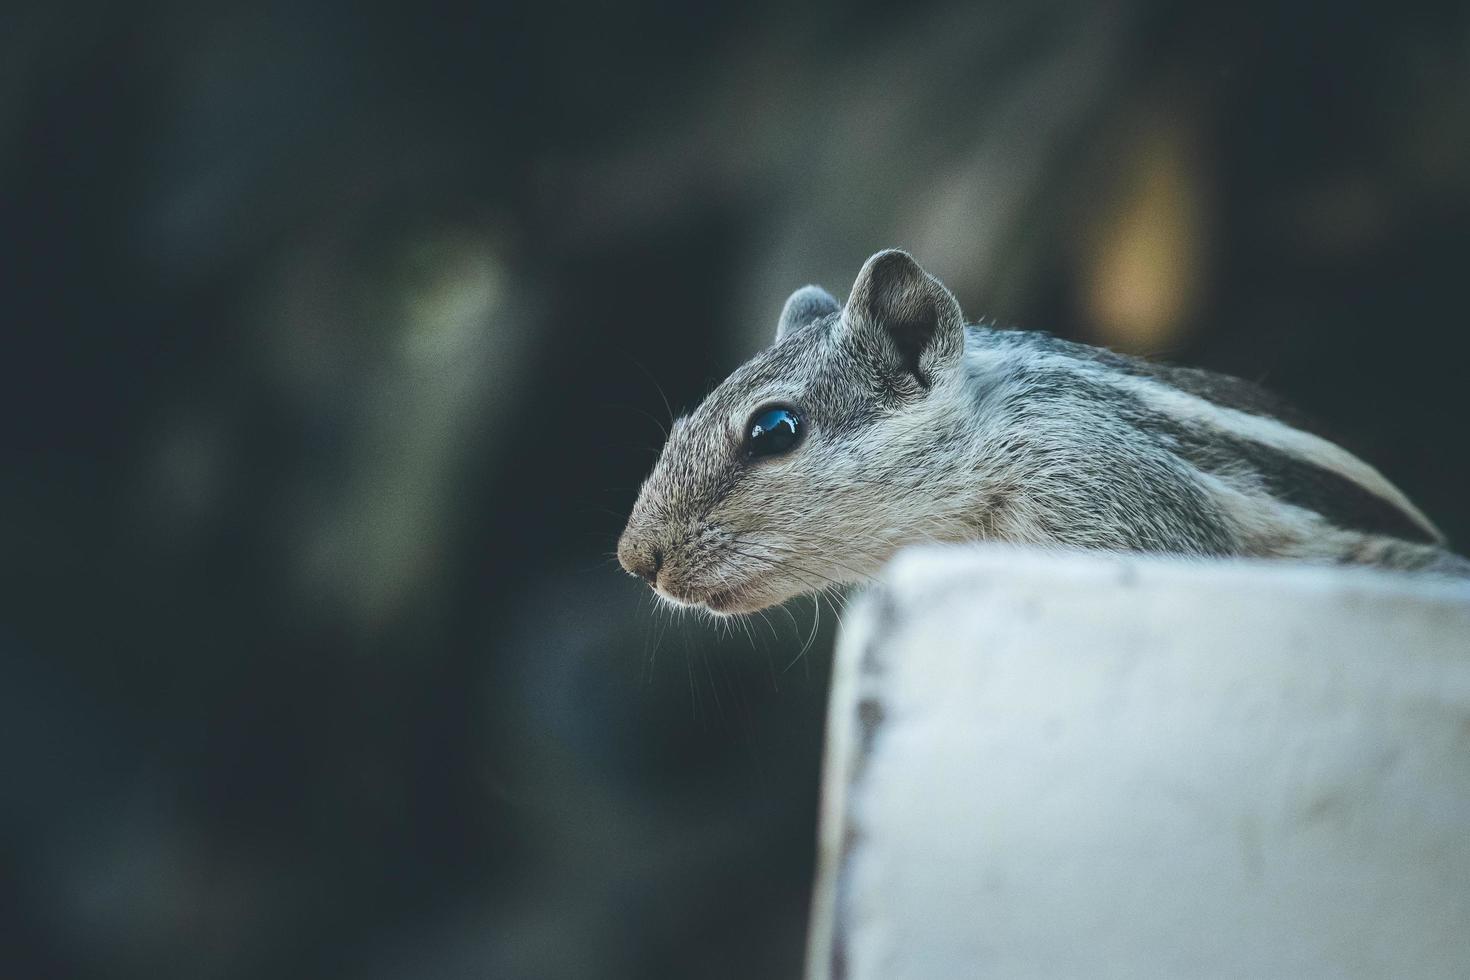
[618,251,1469,614]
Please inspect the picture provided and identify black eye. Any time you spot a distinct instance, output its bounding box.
[745,405,802,458]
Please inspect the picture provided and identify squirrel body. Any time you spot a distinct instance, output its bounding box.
[619,250,1469,614]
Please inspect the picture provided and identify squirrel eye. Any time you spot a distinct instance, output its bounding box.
[745,405,802,458]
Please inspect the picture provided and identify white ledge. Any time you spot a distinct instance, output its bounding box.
[806,546,1470,980]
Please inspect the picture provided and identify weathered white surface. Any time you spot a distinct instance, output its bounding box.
[806,546,1470,980]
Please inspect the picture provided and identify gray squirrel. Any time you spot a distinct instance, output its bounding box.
[618,249,1470,614]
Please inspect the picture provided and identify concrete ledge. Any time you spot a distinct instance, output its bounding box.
[806,546,1470,980]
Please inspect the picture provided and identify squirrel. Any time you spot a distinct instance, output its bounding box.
[618,249,1470,614]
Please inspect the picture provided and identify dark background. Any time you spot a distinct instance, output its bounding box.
[4,1,1468,977]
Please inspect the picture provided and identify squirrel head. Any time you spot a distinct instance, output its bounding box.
[618,249,967,614]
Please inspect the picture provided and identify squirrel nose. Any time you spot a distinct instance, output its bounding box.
[618,537,664,585]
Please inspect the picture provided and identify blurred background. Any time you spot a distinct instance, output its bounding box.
[3,1,1468,977]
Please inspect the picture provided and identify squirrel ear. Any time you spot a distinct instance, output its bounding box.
[775,285,840,342]
[842,249,964,386]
